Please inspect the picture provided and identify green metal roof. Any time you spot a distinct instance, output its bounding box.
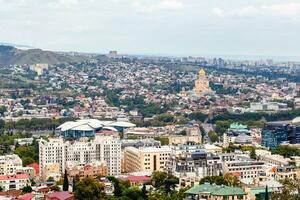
[230,123,248,130]
[185,183,246,196]
[250,188,273,196]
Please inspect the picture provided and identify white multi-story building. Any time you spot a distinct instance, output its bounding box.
[39,138,68,179]
[0,154,23,175]
[93,136,122,175]
[256,149,290,166]
[223,160,265,179]
[39,135,121,179]
[167,145,222,187]
[0,174,30,191]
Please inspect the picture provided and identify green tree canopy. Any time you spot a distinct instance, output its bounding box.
[22,185,32,193]
[74,177,106,200]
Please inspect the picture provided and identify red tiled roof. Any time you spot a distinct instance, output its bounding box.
[119,176,151,183]
[0,174,29,180]
[27,163,40,176]
[227,172,241,177]
[0,190,22,197]
[16,193,34,200]
[96,130,114,135]
[46,192,74,200]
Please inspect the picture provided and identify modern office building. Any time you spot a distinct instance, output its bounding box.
[57,119,135,139]
[261,117,300,149]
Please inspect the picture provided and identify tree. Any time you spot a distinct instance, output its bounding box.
[47,177,55,182]
[272,145,300,158]
[265,186,269,200]
[122,186,144,200]
[0,186,3,192]
[72,178,76,192]
[63,169,69,191]
[188,112,207,122]
[22,185,32,193]
[0,106,6,116]
[200,174,239,187]
[152,171,168,189]
[250,148,257,160]
[107,176,123,197]
[14,145,38,166]
[151,171,178,194]
[142,184,148,200]
[208,130,218,143]
[74,177,106,200]
[271,179,300,200]
[22,157,35,166]
[49,185,61,191]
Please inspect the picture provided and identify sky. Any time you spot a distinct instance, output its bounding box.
[1,0,300,58]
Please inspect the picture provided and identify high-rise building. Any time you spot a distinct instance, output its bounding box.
[39,138,68,179]
[39,135,122,179]
[261,117,300,149]
[108,51,118,58]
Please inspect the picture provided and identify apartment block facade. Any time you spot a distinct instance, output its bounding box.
[39,135,121,179]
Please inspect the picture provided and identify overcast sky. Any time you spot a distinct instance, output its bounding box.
[1,0,300,57]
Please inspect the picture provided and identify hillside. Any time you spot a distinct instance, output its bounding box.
[0,45,87,66]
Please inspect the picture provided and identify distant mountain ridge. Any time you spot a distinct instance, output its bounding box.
[0,42,34,50]
[0,45,87,66]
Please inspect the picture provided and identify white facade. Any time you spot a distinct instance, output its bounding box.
[0,154,23,175]
[39,138,68,179]
[256,150,290,166]
[39,136,121,179]
[0,174,30,191]
[223,160,265,179]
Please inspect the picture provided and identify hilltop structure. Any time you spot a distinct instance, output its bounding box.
[193,68,212,96]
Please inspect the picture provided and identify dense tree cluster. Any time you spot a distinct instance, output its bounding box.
[211,109,300,124]
[199,174,240,187]
[14,140,39,166]
[222,144,255,154]
[73,172,185,200]
[0,117,77,134]
[271,179,300,200]
[208,130,218,142]
[272,145,300,158]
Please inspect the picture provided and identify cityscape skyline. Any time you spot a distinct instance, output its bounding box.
[1,0,300,57]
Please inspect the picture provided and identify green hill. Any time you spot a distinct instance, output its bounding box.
[0,45,87,66]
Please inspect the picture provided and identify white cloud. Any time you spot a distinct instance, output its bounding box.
[211,8,224,18]
[263,3,300,16]
[132,0,184,13]
[212,3,300,18]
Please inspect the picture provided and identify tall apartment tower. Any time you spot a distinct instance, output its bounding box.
[39,138,68,179]
[39,136,122,180]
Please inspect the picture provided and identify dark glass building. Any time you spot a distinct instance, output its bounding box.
[261,117,300,149]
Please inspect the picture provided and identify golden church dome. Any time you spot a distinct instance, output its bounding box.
[199,68,206,78]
